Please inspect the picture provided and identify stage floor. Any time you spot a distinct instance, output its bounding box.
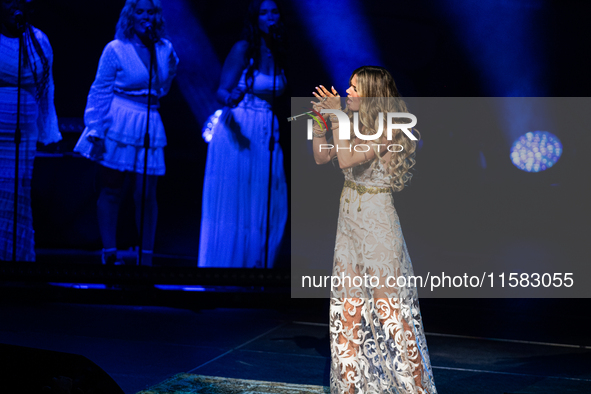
[1,291,591,393]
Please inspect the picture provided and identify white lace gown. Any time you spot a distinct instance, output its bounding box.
[330,159,437,394]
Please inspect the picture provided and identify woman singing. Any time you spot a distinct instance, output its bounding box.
[311,66,437,393]
[199,0,288,268]
[74,0,178,265]
[0,0,61,261]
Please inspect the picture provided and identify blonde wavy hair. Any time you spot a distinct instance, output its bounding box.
[347,66,419,192]
[115,0,166,41]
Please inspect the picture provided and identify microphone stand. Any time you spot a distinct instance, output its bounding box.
[263,35,277,270]
[12,24,26,262]
[138,38,155,266]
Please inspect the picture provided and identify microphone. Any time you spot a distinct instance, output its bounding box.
[141,21,157,43]
[288,97,342,122]
[287,110,315,122]
[13,10,25,31]
[13,10,24,23]
[268,23,281,40]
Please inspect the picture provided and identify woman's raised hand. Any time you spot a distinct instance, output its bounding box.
[311,85,342,113]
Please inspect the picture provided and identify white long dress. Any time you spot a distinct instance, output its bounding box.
[198,68,288,268]
[330,159,437,394]
[0,28,61,261]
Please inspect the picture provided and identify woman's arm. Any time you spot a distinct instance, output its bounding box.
[159,39,179,97]
[334,135,377,169]
[83,42,119,140]
[216,40,248,106]
[34,29,61,145]
[312,121,336,165]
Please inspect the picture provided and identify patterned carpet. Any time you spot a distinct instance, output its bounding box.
[136,373,330,394]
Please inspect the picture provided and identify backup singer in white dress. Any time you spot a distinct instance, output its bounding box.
[199,0,287,268]
[311,66,437,394]
[74,38,177,175]
[0,2,61,261]
[74,0,178,265]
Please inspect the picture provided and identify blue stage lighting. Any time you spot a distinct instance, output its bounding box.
[438,0,546,96]
[292,0,382,89]
[510,131,562,172]
[49,283,108,289]
[154,285,207,291]
[162,0,221,124]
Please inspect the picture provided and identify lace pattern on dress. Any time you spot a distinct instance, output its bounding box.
[330,158,437,394]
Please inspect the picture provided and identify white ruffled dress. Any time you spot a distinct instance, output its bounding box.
[74,39,178,176]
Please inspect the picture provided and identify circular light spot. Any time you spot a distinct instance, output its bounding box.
[510,131,562,172]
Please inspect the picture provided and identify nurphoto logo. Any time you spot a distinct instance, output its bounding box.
[306,109,417,153]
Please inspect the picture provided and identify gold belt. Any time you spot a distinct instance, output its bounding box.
[343,180,390,195]
[342,180,391,213]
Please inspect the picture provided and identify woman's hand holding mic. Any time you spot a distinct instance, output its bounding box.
[226,87,245,107]
[311,85,341,112]
[312,85,342,129]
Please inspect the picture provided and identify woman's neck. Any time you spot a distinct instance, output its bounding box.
[1,23,24,38]
[262,34,278,53]
[131,33,154,48]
